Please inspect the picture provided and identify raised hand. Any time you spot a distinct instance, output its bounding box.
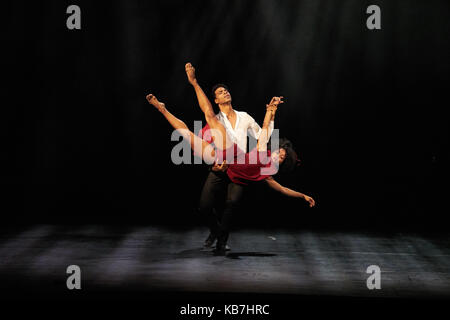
[266,96,284,112]
[269,96,284,106]
[185,62,197,85]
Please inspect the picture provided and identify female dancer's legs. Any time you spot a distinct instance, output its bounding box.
[146,94,216,164]
[185,63,233,152]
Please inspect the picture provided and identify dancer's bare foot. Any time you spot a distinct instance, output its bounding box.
[185,62,197,85]
[146,94,166,113]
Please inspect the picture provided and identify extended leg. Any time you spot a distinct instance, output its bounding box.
[146,94,215,163]
[185,63,233,151]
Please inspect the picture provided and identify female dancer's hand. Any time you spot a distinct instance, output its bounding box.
[303,195,316,207]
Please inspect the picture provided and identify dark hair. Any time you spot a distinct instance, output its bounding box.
[277,138,300,173]
[211,83,229,99]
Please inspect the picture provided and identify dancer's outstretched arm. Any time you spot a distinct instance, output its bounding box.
[185,63,232,151]
[247,114,274,141]
[146,94,216,164]
[265,176,315,207]
[257,96,283,151]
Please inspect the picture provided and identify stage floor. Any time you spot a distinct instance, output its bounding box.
[1,225,449,299]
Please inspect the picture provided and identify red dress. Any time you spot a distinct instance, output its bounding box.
[198,124,278,185]
[217,144,278,186]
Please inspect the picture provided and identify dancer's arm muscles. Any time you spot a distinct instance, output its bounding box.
[265,177,316,207]
[247,115,273,141]
[257,97,283,151]
[257,106,277,151]
[257,111,273,151]
[265,177,304,198]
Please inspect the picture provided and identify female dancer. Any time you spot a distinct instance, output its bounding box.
[145,85,315,208]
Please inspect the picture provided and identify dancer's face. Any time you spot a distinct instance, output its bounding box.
[271,148,286,165]
[214,87,232,104]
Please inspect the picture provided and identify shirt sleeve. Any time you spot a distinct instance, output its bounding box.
[246,112,274,139]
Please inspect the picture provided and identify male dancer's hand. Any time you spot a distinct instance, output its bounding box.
[268,96,284,106]
[266,96,284,112]
[185,62,197,85]
[270,96,284,106]
[212,160,228,172]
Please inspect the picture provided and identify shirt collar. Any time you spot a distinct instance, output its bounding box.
[220,110,241,129]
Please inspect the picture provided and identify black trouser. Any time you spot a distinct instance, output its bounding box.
[198,170,245,245]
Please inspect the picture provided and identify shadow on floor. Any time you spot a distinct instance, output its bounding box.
[225,252,277,259]
[174,248,277,260]
[175,248,217,258]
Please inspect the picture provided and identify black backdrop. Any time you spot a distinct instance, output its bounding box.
[3,0,449,231]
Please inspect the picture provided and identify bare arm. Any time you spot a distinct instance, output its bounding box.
[247,115,274,140]
[257,96,283,151]
[265,176,316,207]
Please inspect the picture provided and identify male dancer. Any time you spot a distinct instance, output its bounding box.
[185,63,275,254]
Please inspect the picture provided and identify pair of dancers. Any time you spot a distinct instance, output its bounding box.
[146,63,315,253]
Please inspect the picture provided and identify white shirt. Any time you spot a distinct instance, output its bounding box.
[216,110,274,152]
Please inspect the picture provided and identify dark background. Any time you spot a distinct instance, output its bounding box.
[2,0,449,232]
